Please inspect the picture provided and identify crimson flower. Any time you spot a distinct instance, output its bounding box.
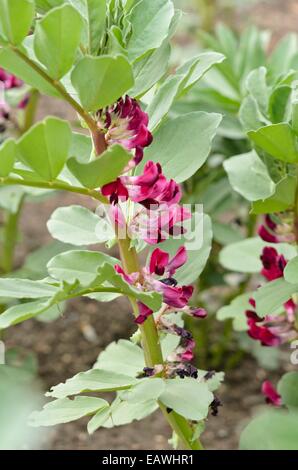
[246,299,297,347]
[97,95,152,166]
[261,380,282,406]
[260,246,287,281]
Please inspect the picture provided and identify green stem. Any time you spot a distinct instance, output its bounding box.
[0,197,24,274]
[117,235,203,450]
[0,176,107,204]
[11,46,99,134]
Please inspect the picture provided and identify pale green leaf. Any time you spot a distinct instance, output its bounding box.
[46,369,137,398]
[34,4,84,79]
[71,55,134,111]
[17,117,72,181]
[29,396,108,427]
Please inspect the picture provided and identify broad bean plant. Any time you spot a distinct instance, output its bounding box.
[0,0,226,450]
[0,0,297,451]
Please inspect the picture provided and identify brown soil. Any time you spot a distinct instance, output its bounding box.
[3,0,298,451]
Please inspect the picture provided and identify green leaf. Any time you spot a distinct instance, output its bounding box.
[67,144,130,189]
[13,241,75,280]
[103,397,158,429]
[268,33,298,79]
[284,255,298,284]
[254,278,298,318]
[34,4,84,79]
[0,278,58,298]
[35,0,63,13]
[71,0,106,55]
[143,112,222,183]
[127,0,174,61]
[147,52,225,130]
[71,55,134,111]
[248,123,298,163]
[220,237,297,273]
[0,299,56,328]
[87,406,111,434]
[217,293,251,331]
[0,138,16,177]
[130,41,171,98]
[278,372,298,409]
[0,0,34,45]
[239,95,267,132]
[240,409,298,450]
[252,176,296,214]
[29,396,108,427]
[159,378,213,421]
[224,150,275,202]
[47,249,118,285]
[0,186,26,213]
[269,85,292,123]
[121,378,165,403]
[17,117,72,181]
[93,340,145,377]
[245,67,268,114]
[0,47,61,98]
[47,205,113,245]
[46,369,137,398]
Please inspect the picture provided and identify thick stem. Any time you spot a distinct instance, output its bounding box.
[11,47,98,133]
[92,128,108,155]
[0,197,24,273]
[117,234,203,450]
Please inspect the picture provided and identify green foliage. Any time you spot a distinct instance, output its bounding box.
[127,0,174,61]
[34,4,84,79]
[223,150,275,202]
[278,372,298,409]
[0,139,16,177]
[67,144,131,189]
[240,409,298,450]
[46,369,138,398]
[0,0,35,45]
[17,117,72,181]
[71,55,134,111]
[29,396,108,427]
[159,378,213,421]
[254,278,298,318]
[47,205,113,245]
[144,112,222,183]
[248,123,298,164]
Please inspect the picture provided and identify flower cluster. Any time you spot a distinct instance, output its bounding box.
[258,214,295,244]
[99,95,191,246]
[97,95,152,167]
[116,246,206,324]
[0,68,28,131]
[103,161,190,244]
[101,96,210,395]
[245,246,297,346]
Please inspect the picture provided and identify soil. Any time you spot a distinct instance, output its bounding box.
[3,0,298,451]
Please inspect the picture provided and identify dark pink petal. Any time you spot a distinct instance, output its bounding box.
[149,248,169,276]
[135,302,153,324]
[260,247,286,281]
[261,380,282,406]
[167,246,187,276]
